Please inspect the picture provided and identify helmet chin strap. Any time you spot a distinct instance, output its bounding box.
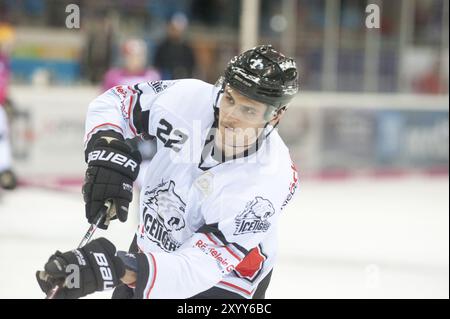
[263,106,285,139]
[213,78,226,107]
[264,120,279,139]
[232,120,277,150]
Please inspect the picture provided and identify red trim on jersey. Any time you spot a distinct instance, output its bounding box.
[219,281,254,296]
[127,94,137,135]
[204,233,242,262]
[85,123,124,145]
[204,233,218,245]
[128,95,134,118]
[145,253,157,299]
[128,85,137,94]
[225,246,242,262]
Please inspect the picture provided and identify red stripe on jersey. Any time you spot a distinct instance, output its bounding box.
[127,94,138,135]
[204,233,218,245]
[85,122,124,145]
[128,85,137,94]
[225,246,242,262]
[204,233,242,262]
[145,253,157,299]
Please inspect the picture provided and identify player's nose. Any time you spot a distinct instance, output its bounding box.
[222,107,241,124]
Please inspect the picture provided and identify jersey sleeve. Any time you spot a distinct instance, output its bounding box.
[133,168,299,299]
[84,81,177,148]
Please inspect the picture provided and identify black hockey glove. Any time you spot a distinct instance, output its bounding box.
[36,237,125,299]
[83,131,142,229]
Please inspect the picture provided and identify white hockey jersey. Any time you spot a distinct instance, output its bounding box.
[84,79,299,299]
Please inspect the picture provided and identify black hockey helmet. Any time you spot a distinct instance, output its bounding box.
[223,44,299,113]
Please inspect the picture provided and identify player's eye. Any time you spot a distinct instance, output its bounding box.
[225,94,234,105]
[241,106,257,116]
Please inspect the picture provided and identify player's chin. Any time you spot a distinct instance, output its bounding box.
[224,136,255,148]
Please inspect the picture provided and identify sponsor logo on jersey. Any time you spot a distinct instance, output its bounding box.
[147,80,175,94]
[112,86,132,119]
[141,180,186,252]
[195,239,235,273]
[234,196,275,235]
[281,162,299,211]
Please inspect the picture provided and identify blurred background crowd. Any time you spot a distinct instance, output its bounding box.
[0,0,448,94]
[0,0,448,181]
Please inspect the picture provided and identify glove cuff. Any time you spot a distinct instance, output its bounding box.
[85,130,125,162]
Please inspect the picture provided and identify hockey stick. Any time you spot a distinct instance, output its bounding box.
[45,200,114,299]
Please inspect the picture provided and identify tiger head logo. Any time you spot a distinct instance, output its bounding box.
[234,196,275,235]
[144,180,186,232]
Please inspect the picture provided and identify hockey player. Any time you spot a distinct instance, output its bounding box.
[36,45,300,299]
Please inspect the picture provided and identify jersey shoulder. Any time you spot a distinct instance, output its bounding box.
[157,79,215,107]
[251,129,294,184]
[141,79,215,118]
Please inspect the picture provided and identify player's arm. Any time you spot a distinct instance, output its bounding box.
[83,81,178,228]
[82,85,146,229]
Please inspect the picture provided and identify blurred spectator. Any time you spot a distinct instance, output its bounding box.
[154,13,197,80]
[0,23,13,106]
[82,14,115,84]
[0,22,17,190]
[102,38,160,91]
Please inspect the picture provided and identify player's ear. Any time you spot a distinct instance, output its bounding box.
[269,106,287,126]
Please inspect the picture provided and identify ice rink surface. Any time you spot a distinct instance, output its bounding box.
[0,176,448,299]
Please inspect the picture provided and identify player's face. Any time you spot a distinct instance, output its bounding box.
[217,85,269,151]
